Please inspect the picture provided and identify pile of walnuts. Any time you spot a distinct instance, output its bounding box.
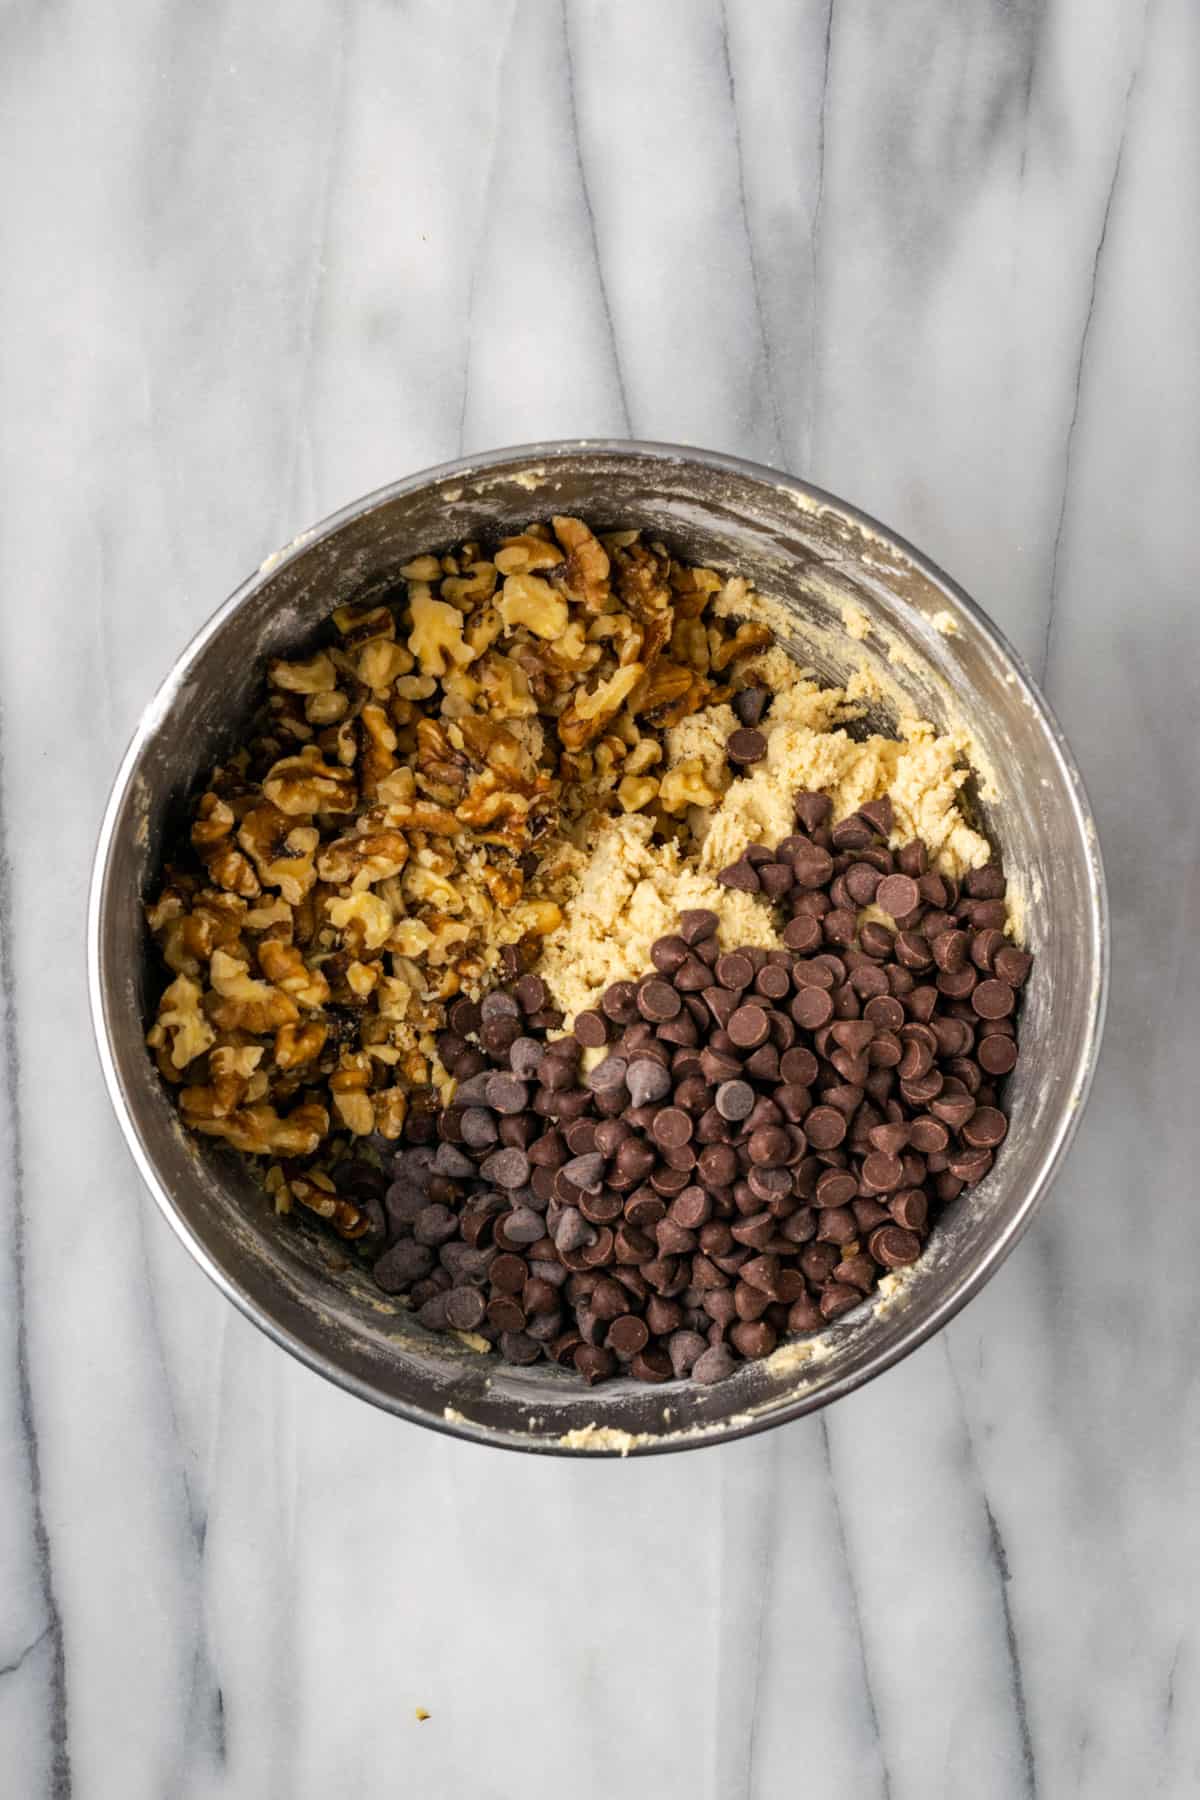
[146,516,773,1231]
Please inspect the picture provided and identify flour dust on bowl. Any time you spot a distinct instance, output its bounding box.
[87,442,1108,1455]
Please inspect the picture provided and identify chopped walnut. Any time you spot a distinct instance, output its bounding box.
[238,805,320,905]
[274,1020,328,1068]
[263,748,356,816]
[327,890,394,953]
[658,759,724,815]
[358,640,413,692]
[408,590,476,678]
[186,1099,328,1156]
[497,573,568,640]
[207,947,299,1033]
[287,1171,371,1238]
[553,516,610,609]
[268,651,337,694]
[317,828,409,887]
[618,774,660,812]
[257,939,330,1008]
[558,662,645,751]
[331,600,395,646]
[180,1042,264,1120]
[147,974,216,1071]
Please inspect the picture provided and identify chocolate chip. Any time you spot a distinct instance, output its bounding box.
[760,862,795,901]
[816,1169,858,1208]
[480,990,519,1024]
[978,1034,1019,1076]
[372,1240,435,1292]
[782,913,822,953]
[432,1143,476,1180]
[630,1346,673,1383]
[845,862,883,906]
[448,997,482,1037]
[908,1115,950,1154]
[716,951,754,991]
[586,1055,629,1093]
[504,1206,546,1245]
[858,796,894,837]
[692,1342,737,1383]
[794,790,832,832]
[732,684,770,727]
[867,1225,922,1267]
[445,1286,487,1331]
[607,1313,649,1356]
[961,1105,1008,1148]
[626,1058,672,1107]
[481,1016,522,1056]
[677,908,719,944]
[728,1003,770,1048]
[876,873,920,919]
[572,1344,614,1384]
[561,1151,606,1193]
[819,1283,862,1320]
[754,964,791,1002]
[965,862,1006,899]
[830,815,873,851]
[573,1009,608,1048]
[727,727,767,766]
[667,1329,707,1377]
[860,920,896,960]
[994,946,1033,988]
[779,1045,819,1086]
[601,981,640,1024]
[972,979,1015,1020]
[712,1078,754,1122]
[485,1072,528,1114]
[792,843,835,889]
[638,978,681,1022]
[480,1147,530,1189]
[805,1105,847,1150]
[889,1189,928,1231]
[674,953,715,991]
[651,934,690,974]
[652,1107,693,1150]
[791,987,834,1031]
[717,858,760,893]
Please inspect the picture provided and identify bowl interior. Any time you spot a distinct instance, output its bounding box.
[91,446,1105,1452]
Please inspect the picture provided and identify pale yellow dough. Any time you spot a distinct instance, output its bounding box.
[535,815,779,1021]
[536,650,994,1025]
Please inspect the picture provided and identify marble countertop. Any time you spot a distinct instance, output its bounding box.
[3,2,1197,1795]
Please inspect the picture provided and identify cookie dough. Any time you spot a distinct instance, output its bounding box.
[535,813,779,1024]
[536,658,993,1023]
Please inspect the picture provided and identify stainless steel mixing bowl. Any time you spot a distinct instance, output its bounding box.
[87,441,1108,1454]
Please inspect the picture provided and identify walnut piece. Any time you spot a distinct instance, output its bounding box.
[558,663,644,751]
[238,804,320,905]
[553,516,610,609]
[269,651,337,694]
[147,974,216,1070]
[408,591,476,678]
[263,748,356,816]
[497,574,568,640]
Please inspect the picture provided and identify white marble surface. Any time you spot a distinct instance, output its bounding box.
[2,1,1197,1794]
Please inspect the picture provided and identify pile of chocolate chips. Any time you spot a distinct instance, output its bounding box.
[355,792,1031,1386]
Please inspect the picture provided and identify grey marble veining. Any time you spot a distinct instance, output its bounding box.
[1,1,1197,1795]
